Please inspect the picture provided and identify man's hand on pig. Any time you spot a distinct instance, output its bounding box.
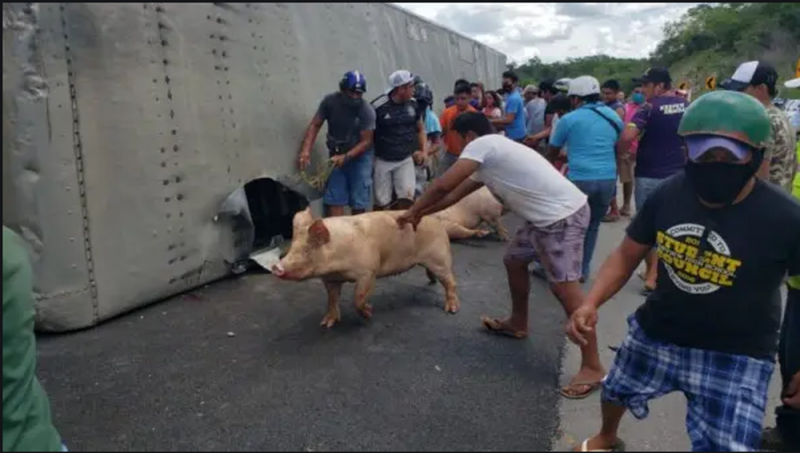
[396,209,422,231]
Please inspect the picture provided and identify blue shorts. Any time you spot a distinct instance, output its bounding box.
[603,315,774,452]
[323,151,373,210]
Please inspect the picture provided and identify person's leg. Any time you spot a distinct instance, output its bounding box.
[534,203,605,396]
[392,157,416,210]
[771,286,800,449]
[681,348,774,451]
[347,151,373,215]
[577,315,679,451]
[323,165,349,217]
[574,180,615,280]
[372,158,394,211]
[635,177,661,291]
[619,155,634,216]
[437,151,458,178]
[481,224,539,337]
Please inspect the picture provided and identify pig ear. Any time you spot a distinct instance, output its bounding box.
[307,219,330,247]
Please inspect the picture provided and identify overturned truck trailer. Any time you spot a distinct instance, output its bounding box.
[3,2,506,332]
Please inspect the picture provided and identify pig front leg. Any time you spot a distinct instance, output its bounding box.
[353,274,377,320]
[321,280,343,328]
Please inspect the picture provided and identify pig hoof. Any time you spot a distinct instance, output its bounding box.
[320,311,340,328]
[357,304,373,320]
[445,300,460,314]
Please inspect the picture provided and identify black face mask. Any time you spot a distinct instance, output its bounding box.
[340,92,363,110]
[684,150,763,205]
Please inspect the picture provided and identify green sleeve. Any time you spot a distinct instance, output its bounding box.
[3,227,62,452]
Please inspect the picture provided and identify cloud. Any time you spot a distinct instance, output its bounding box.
[393,2,700,64]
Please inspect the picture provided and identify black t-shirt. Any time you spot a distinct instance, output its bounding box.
[627,172,800,360]
[371,94,423,162]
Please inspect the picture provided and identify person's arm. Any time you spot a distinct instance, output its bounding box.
[615,107,625,121]
[757,150,771,179]
[413,118,427,164]
[418,178,484,217]
[546,115,569,162]
[344,104,376,160]
[299,114,325,169]
[566,186,660,345]
[398,159,481,230]
[427,133,442,157]
[491,104,517,127]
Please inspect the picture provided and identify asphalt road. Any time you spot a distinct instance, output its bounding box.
[36,211,786,451]
[37,216,571,452]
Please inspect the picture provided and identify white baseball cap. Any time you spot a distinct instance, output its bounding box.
[567,75,600,97]
[386,70,415,94]
[785,77,800,89]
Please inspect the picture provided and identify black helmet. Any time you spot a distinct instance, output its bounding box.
[414,80,434,112]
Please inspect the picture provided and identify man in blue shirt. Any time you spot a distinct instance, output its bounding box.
[491,71,527,142]
[549,75,623,285]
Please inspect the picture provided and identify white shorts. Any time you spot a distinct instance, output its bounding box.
[374,156,416,207]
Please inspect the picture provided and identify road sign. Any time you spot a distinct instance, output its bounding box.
[679,82,690,91]
[705,76,716,90]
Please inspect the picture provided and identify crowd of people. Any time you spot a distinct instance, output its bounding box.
[3,61,799,452]
[296,61,799,452]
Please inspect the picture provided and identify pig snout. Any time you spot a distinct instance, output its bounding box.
[271,262,286,278]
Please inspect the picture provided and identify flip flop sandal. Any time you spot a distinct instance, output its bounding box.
[640,285,655,297]
[602,213,620,223]
[559,381,603,400]
[579,438,626,452]
[480,316,527,339]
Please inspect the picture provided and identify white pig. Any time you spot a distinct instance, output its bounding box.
[433,186,510,241]
[271,207,460,328]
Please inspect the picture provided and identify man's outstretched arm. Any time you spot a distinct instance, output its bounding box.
[398,159,481,231]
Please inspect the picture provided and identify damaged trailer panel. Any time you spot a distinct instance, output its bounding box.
[2,2,507,332]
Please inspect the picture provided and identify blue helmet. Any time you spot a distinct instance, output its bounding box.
[340,70,367,93]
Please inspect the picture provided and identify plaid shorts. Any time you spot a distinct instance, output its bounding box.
[504,203,589,283]
[602,315,775,452]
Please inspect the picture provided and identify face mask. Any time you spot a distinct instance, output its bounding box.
[684,150,763,205]
[502,83,512,92]
[632,93,645,104]
[341,93,363,109]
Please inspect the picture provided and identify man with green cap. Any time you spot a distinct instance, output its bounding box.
[3,227,64,451]
[761,75,800,452]
[565,90,800,452]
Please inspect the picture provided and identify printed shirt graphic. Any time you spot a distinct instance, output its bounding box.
[626,173,800,359]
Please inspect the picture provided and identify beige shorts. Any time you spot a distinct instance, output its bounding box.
[618,153,634,184]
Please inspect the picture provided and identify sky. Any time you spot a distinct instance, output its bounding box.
[393,3,701,64]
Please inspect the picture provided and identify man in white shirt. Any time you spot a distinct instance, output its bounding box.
[397,112,605,399]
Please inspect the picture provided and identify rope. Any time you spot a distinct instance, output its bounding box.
[295,158,335,191]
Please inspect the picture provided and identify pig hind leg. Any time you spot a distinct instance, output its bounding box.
[353,274,377,320]
[445,221,491,240]
[420,246,460,314]
[484,216,511,241]
[321,280,343,328]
